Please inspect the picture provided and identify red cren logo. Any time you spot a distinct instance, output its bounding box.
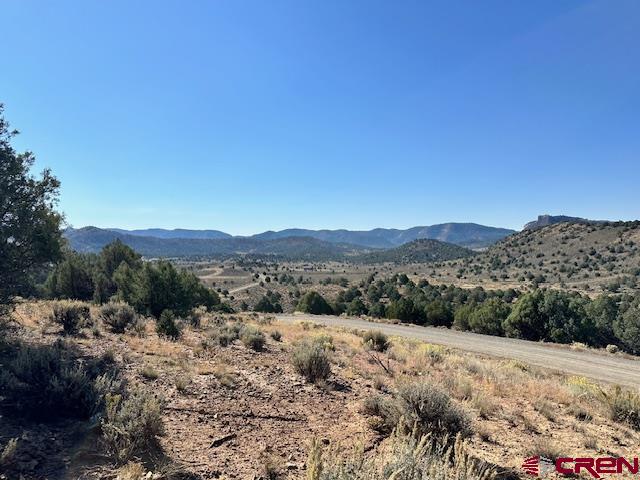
[522,456,640,478]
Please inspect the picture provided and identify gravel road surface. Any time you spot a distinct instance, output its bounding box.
[277,313,640,388]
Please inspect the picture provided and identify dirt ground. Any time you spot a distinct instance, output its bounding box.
[3,301,640,480]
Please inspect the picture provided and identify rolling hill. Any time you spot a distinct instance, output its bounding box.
[430,221,640,294]
[354,238,476,264]
[523,214,604,230]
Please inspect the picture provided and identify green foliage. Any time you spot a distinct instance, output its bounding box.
[452,304,474,331]
[45,252,96,301]
[386,298,420,323]
[49,300,91,334]
[0,339,119,419]
[254,291,283,313]
[0,106,64,315]
[292,341,331,383]
[93,240,142,303]
[368,302,386,318]
[613,301,640,354]
[296,291,334,315]
[101,388,165,463]
[99,239,142,279]
[137,261,219,318]
[504,289,596,343]
[466,298,510,336]
[587,295,619,346]
[346,297,368,316]
[424,299,453,327]
[356,239,475,264]
[156,309,181,340]
[46,241,227,322]
[502,290,546,340]
[99,302,137,333]
[113,259,224,318]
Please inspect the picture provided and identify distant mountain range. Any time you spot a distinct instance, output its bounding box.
[63,216,630,263]
[64,222,513,261]
[99,222,515,250]
[65,227,365,261]
[108,228,231,240]
[250,224,514,249]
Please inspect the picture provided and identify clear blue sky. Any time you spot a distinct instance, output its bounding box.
[3,0,639,235]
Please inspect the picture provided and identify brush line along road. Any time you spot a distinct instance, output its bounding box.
[277,314,640,388]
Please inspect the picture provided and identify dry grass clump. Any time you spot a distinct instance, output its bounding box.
[292,341,331,383]
[99,302,137,333]
[115,462,146,480]
[141,364,159,380]
[175,374,191,393]
[101,388,165,463]
[444,374,474,401]
[396,381,473,439]
[270,330,282,342]
[0,438,18,469]
[205,321,244,347]
[307,432,494,480]
[362,330,390,352]
[363,381,472,441]
[312,333,335,351]
[130,316,148,337]
[471,392,498,419]
[566,376,601,399]
[211,363,237,387]
[49,300,91,334]
[362,394,399,434]
[602,386,640,430]
[566,403,592,422]
[240,325,266,351]
[533,399,557,422]
[0,339,119,419]
[203,321,266,351]
[526,438,565,460]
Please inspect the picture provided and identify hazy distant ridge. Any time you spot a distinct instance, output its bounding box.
[105,222,515,249]
[66,227,367,260]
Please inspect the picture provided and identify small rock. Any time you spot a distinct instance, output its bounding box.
[211,433,236,448]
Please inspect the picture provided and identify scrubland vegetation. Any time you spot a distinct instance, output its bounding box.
[2,105,640,478]
[5,299,640,478]
[431,221,640,294]
[284,273,640,354]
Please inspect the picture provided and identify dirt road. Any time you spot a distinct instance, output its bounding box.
[277,314,640,388]
[229,282,259,294]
